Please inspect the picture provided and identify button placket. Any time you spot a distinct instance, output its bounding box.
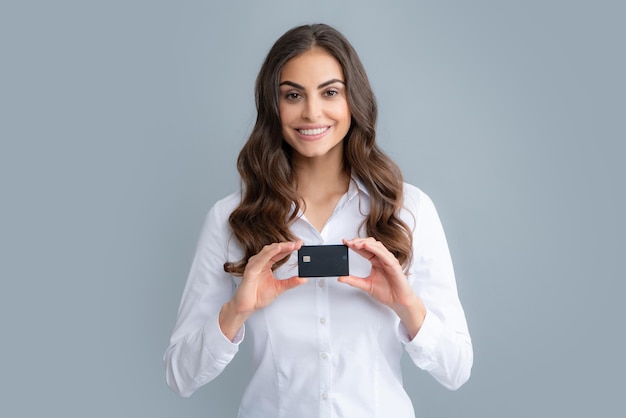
[315,274,332,415]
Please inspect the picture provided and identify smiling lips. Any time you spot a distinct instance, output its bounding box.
[296,126,330,139]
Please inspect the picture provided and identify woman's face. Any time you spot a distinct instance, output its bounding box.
[278,47,351,161]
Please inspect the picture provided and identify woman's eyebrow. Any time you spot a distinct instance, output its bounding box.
[318,78,345,89]
[279,79,345,90]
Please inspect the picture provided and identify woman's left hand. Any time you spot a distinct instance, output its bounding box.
[339,237,427,339]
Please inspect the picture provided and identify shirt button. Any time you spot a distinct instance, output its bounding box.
[320,317,326,325]
[322,392,328,400]
[318,279,326,288]
[320,352,328,360]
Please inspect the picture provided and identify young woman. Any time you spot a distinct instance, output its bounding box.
[164,23,472,417]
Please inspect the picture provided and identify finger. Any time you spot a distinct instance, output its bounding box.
[260,241,303,267]
[343,240,405,283]
[244,242,298,278]
[343,238,395,266]
[342,238,376,261]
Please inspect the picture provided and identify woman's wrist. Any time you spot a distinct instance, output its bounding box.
[392,295,427,340]
[218,299,251,342]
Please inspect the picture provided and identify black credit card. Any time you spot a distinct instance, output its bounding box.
[298,245,349,277]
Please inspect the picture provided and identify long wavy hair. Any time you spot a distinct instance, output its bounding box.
[224,23,412,276]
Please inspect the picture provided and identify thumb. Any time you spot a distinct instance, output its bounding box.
[338,275,370,292]
[276,276,307,294]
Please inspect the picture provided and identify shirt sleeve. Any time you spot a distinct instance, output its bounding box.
[400,187,473,390]
[163,197,244,398]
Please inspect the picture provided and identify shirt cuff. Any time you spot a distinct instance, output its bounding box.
[399,309,442,359]
[203,313,245,359]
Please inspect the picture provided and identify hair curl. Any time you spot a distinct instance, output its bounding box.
[224,23,412,276]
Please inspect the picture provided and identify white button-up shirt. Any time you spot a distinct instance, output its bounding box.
[164,178,472,417]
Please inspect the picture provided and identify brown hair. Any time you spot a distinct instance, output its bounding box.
[224,23,412,276]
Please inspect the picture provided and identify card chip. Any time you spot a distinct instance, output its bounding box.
[303,255,311,262]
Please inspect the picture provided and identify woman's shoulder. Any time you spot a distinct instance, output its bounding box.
[202,191,241,227]
[402,182,429,207]
[401,182,439,219]
[212,191,241,213]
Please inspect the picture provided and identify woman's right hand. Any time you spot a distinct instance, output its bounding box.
[219,241,306,341]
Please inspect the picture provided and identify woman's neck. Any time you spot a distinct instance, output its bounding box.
[293,152,350,199]
[292,152,351,232]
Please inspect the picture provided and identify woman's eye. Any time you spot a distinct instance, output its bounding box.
[324,89,339,97]
[285,92,301,100]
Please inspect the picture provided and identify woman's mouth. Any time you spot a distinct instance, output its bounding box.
[297,127,330,136]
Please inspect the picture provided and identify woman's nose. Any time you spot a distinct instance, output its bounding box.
[302,96,321,120]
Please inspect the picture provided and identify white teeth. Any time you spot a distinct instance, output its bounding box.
[298,127,328,136]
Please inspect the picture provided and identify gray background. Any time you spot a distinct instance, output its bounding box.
[1,0,624,417]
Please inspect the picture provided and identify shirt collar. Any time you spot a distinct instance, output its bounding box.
[350,175,370,198]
